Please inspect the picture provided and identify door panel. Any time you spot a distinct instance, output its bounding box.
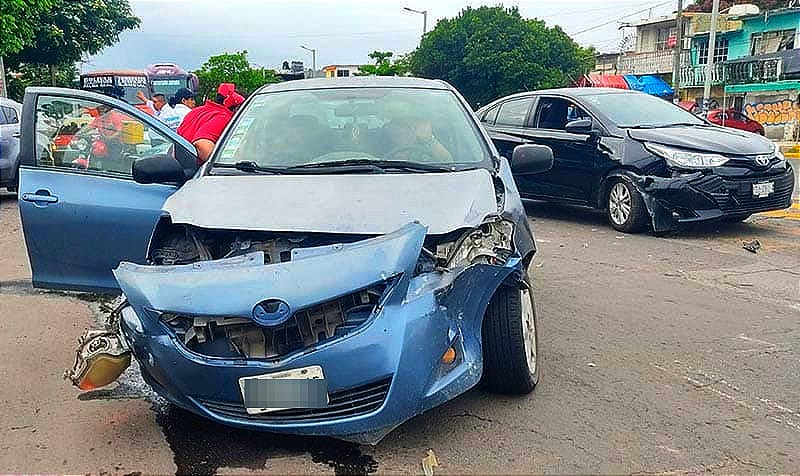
[527,97,602,202]
[18,88,195,293]
[19,168,175,291]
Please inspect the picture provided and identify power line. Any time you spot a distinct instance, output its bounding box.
[124,28,420,40]
[570,0,675,36]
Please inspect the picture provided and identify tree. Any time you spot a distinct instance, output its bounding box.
[357,51,409,76]
[0,0,52,56]
[685,0,783,12]
[10,0,139,84]
[6,62,77,101]
[195,51,280,100]
[408,6,595,108]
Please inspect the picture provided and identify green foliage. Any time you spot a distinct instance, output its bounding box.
[408,6,596,108]
[11,0,140,67]
[357,51,410,76]
[6,62,77,101]
[195,51,280,100]
[0,0,52,56]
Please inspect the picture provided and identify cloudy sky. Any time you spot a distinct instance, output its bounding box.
[83,0,678,73]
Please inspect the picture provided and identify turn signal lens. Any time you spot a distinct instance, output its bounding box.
[441,347,457,365]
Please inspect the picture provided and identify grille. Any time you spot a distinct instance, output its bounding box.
[196,376,392,422]
[691,170,794,215]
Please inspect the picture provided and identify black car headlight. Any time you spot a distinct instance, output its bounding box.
[645,142,729,169]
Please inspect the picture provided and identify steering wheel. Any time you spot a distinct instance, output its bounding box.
[386,144,434,160]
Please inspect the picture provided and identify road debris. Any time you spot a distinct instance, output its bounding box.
[422,450,440,476]
[742,239,761,253]
[587,362,597,368]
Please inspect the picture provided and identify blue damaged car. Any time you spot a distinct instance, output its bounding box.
[17,78,553,444]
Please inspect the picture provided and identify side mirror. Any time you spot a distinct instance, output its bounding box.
[511,144,553,175]
[565,118,593,135]
[132,155,186,184]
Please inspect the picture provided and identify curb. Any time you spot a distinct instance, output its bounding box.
[758,201,800,220]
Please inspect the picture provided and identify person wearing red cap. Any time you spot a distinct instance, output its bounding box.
[177,83,245,164]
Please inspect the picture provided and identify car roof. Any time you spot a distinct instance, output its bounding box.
[477,87,639,111]
[255,76,453,94]
[0,97,22,108]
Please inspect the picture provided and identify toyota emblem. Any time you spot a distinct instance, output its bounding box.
[754,155,770,166]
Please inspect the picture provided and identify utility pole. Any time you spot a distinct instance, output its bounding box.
[702,0,721,114]
[300,45,316,77]
[0,56,6,98]
[671,0,684,99]
[403,7,428,34]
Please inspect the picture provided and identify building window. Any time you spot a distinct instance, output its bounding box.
[698,37,729,64]
[336,69,350,77]
[656,26,676,51]
[750,29,796,56]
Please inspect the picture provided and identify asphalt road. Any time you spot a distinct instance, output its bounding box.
[1,192,798,474]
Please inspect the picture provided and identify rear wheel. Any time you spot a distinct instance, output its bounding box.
[482,283,539,394]
[607,180,649,233]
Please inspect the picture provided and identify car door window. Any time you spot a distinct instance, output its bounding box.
[481,105,499,125]
[495,98,533,127]
[535,97,590,131]
[2,106,19,124]
[35,95,172,177]
[0,107,7,125]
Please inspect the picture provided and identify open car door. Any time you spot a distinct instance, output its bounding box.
[18,87,198,293]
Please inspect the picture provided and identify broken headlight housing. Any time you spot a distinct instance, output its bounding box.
[442,217,515,268]
[645,142,729,169]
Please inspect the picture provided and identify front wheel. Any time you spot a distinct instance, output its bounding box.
[482,284,539,394]
[607,180,650,233]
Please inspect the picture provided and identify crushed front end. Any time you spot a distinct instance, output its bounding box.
[110,217,527,444]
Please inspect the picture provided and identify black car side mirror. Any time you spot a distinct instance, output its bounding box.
[133,155,186,184]
[511,144,554,175]
[565,118,593,135]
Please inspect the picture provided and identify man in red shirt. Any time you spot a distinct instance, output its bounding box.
[177,83,245,164]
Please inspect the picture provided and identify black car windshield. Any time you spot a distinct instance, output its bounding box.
[582,92,704,128]
[213,87,489,170]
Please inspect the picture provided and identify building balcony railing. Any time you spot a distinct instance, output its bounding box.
[617,50,689,75]
[679,56,782,88]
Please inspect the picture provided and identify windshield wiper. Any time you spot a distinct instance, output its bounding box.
[213,161,287,174]
[288,159,454,173]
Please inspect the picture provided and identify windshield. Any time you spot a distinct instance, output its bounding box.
[83,86,144,105]
[582,92,704,128]
[151,78,187,98]
[213,87,489,170]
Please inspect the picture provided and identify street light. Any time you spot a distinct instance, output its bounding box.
[300,45,316,78]
[403,7,427,34]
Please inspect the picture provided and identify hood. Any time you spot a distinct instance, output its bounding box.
[628,125,773,155]
[162,169,498,234]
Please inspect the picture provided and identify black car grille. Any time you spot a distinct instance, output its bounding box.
[196,376,392,422]
[691,170,794,215]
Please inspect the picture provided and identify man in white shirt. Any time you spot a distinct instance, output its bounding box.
[136,90,181,130]
[169,87,196,126]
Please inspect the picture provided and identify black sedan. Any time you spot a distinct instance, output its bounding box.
[477,88,795,233]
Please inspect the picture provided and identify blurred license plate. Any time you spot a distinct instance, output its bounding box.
[752,181,774,198]
[239,365,328,415]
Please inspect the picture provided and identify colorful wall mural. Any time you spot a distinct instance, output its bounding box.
[744,97,800,126]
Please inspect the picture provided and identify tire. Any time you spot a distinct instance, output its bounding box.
[606,179,650,233]
[482,283,539,394]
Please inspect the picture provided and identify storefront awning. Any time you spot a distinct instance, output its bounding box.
[623,75,675,97]
[579,74,630,89]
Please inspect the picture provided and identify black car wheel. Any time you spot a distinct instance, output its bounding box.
[482,283,539,395]
[606,180,649,233]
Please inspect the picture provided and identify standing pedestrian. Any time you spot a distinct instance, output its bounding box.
[137,90,181,130]
[169,87,197,126]
[177,83,244,164]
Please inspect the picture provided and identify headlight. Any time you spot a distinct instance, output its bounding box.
[645,142,729,169]
[443,217,515,268]
[774,143,786,163]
